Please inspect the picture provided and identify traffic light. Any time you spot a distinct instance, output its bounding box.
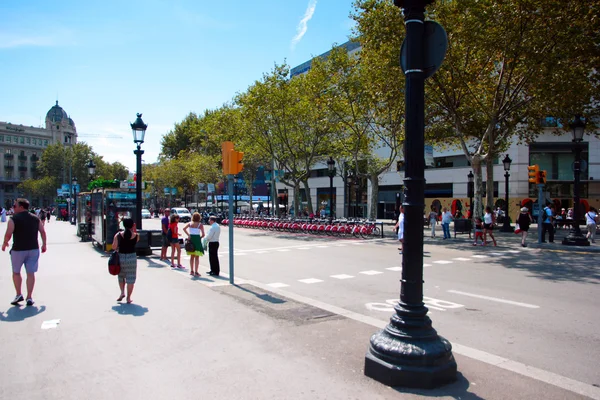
[528,165,539,183]
[229,150,244,175]
[538,170,547,184]
[221,142,234,175]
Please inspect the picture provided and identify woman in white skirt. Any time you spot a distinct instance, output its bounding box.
[395,206,405,254]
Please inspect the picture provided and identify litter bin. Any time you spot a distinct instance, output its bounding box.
[135,230,153,256]
[453,218,472,238]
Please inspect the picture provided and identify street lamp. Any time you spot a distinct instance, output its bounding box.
[71,176,78,225]
[266,182,271,215]
[234,176,238,215]
[467,171,474,219]
[563,115,589,246]
[87,159,96,181]
[327,157,336,223]
[501,154,513,232]
[354,175,360,218]
[364,0,456,388]
[131,113,147,230]
[346,174,355,218]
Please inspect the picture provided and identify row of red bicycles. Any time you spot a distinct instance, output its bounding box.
[221,216,383,239]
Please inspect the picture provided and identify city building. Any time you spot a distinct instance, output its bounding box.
[280,41,599,220]
[0,101,78,208]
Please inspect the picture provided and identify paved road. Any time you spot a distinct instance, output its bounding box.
[137,218,600,387]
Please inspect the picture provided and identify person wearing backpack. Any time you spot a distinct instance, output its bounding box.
[542,204,555,243]
[585,207,598,243]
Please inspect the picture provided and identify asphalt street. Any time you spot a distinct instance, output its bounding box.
[1,217,599,399]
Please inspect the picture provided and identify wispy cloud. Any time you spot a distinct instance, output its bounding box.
[291,0,317,50]
[0,29,75,49]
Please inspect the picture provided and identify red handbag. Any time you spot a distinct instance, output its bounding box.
[108,251,121,275]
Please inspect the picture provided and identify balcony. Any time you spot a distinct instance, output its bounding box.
[30,155,39,161]
[4,154,14,160]
[18,155,27,161]
[4,165,14,171]
[18,166,28,172]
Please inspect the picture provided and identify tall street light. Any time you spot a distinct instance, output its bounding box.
[327,157,336,223]
[563,115,589,246]
[364,0,456,388]
[501,154,513,232]
[354,175,360,218]
[71,176,78,225]
[346,174,354,217]
[467,171,474,219]
[266,182,271,215]
[131,113,147,230]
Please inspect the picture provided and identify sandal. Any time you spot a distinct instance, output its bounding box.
[194,272,201,277]
[126,299,133,304]
[190,271,195,276]
[117,294,125,302]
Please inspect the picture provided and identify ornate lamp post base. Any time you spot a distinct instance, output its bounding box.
[501,223,514,233]
[364,305,457,388]
[562,231,590,246]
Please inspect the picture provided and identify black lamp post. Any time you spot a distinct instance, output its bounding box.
[563,115,589,246]
[347,174,354,217]
[501,154,513,232]
[87,159,96,181]
[327,157,336,222]
[354,175,360,218]
[364,0,456,388]
[71,176,78,225]
[266,182,271,215]
[467,171,474,219]
[131,113,147,230]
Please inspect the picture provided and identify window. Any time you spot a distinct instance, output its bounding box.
[19,150,25,157]
[44,140,48,146]
[20,137,24,144]
[5,171,13,179]
[482,182,499,198]
[5,149,12,154]
[5,184,14,192]
[13,136,17,143]
[26,137,30,144]
[0,135,3,142]
[6,136,11,143]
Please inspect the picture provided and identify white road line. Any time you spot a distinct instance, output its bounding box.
[386,267,402,271]
[472,255,489,258]
[298,278,323,284]
[256,251,269,254]
[359,270,383,275]
[506,250,521,254]
[297,247,311,250]
[242,280,599,400]
[423,263,432,267]
[267,282,289,288]
[330,274,354,280]
[335,244,346,247]
[453,257,471,261]
[447,290,540,309]
[315,245,329,248]
[277,249,291,252]
[433,260,453,264]
[489,252,505,256]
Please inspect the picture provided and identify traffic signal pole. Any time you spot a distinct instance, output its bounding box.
[537,183,544,244]
[228,174,235,284]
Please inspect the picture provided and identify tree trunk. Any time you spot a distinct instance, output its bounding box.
[293,181,301,217]
[302,180,314,215]
[368,173,379,219]
[471,154,485,221]
[486,156,495,211]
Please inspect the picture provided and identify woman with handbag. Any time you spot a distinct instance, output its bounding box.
[517,207,533,247]
[112,218,139,303]
[183,212,205,277]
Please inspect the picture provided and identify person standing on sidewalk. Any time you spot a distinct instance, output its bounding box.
[160,208,170,261]
[205,216,221,276]
[2,198,47,306]
[517,207,533,247]
[542,204,555,243]
[441,207,453,239]
[183,212,205,277]
[112,218,139,304]
[168,214,182,269]
[585,207,598,243]
[428,206,438,238]
[395,206,404,254]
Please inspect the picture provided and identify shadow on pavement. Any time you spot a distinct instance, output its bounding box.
[394,372,484,399]
[145,257,169,268]
[0,305,46,322]
[111,304,149,316]
[233,284,287,304]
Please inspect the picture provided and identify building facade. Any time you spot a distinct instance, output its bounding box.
[0,101,77,208]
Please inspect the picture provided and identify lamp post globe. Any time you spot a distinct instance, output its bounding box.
[501,154,513,232]
[563,115,589,246]
[87,159,96,179]
[327,157,336,222]
[131,113,147,230]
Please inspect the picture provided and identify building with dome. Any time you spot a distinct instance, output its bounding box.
[0,101,78,208]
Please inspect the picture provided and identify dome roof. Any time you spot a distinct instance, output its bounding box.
[46,101,69,123]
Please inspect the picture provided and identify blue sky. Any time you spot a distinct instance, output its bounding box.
[0,0,356,170]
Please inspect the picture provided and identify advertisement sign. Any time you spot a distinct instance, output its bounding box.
[424,145,434,167]
[207,183,215,193]
[120,181,146,190]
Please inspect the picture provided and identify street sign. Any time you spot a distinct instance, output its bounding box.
[400,20,448,79]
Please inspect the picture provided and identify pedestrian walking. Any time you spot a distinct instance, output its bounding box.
[112,218,139,303]
[473,218,485,246]
[585,207,598,243]
[46,208,51,223]
[39,209,46,225]
[2,198,47,306]
[205,215,221,276]
[541,204,555,243]
[168,213,182,268]
[517,207,533,247]
[482,206,497,246]
[395,206,404,254]
[441,207,453,239]
[183,212,205,277]
[160,208,171,261]
[428,206,437,238]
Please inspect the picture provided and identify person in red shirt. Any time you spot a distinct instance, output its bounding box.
[168,214,182,268]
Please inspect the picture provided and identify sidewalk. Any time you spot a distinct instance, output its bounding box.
[0,220,597,399]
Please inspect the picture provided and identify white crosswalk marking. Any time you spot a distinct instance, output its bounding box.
[298,278,323,284]
[506,250,521,254]
[360,270,383,275]
[489,252,504,256]
[423,263,432,267]
[256,251,268,254]
[331,274,354,280]
[472,255,489,258]
[315,245,329,248]
[433,260,453,264]
[453,257,471,261]
[386,267,402,271]
[335,244,346,247]
[297,247,311,250]
[277,249,291,252]
[267,283,289,288]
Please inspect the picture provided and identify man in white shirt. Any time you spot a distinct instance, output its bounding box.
[205,216,221,276]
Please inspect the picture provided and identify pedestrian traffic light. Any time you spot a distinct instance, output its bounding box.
[229,150,244,175]
[221,142,234,175]
[538,170,547,184]
[528,165,539,183]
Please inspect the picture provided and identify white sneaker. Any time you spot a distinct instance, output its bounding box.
[10,294,24,305]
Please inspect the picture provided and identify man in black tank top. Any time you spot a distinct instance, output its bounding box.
[2,198,47,306]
